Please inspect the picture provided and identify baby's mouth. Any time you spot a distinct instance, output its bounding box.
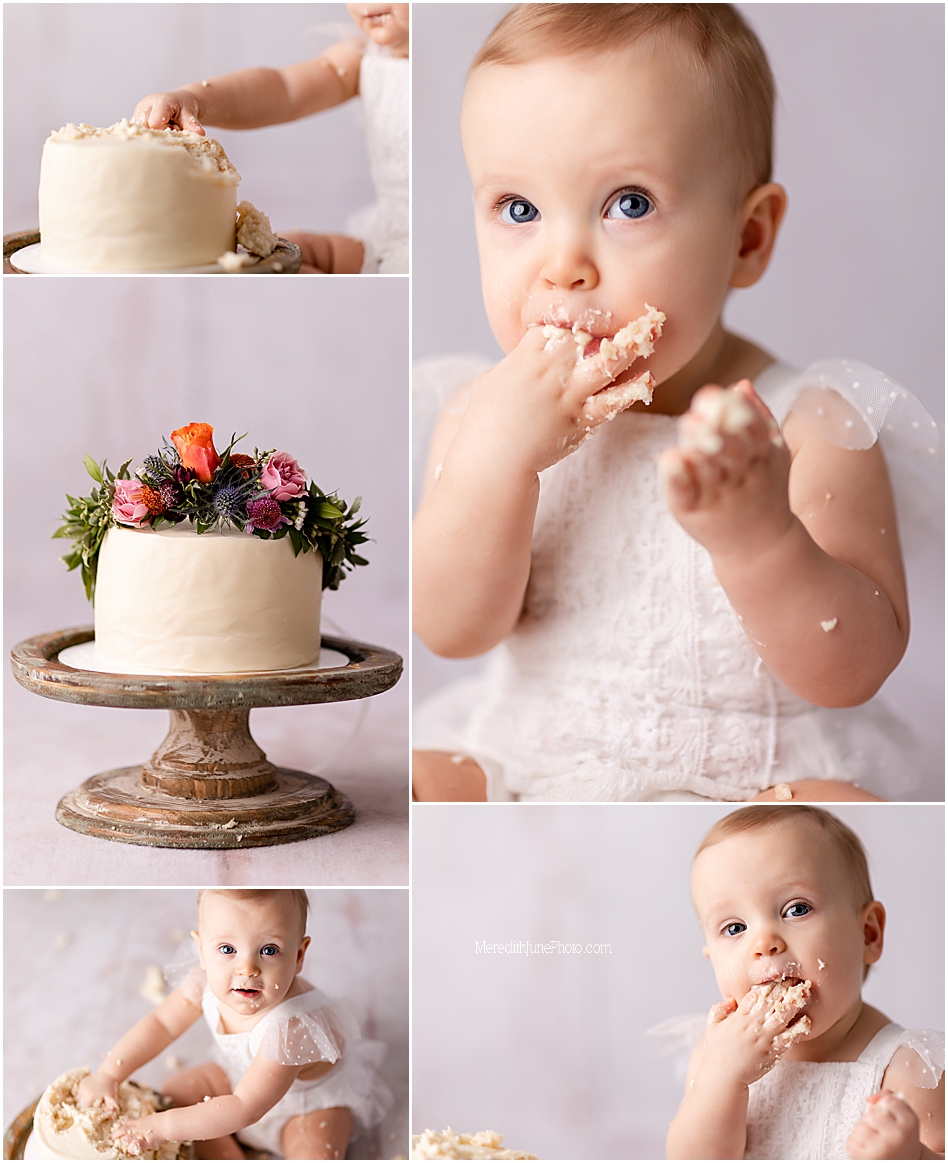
[232,986,262,999]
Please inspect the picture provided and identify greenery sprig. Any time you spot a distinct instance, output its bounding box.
[54,428,369,600]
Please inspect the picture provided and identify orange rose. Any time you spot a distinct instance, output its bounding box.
[171,423,220,483]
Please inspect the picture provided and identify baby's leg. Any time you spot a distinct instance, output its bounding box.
[280,232,365,274]
[162,1063,245,1160]
[281,1106,354,1160]
[412,750,488,801]
[750,780,884,803]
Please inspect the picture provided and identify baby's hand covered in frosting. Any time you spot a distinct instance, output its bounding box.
[133,91,205,135]
[76,1069,120,1112]
[701,977,812,1089]
[111,1114,168,1154]
[457,303,665,478]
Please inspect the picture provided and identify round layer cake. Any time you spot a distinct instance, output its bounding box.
[94,525,322,675]
[39,120,240,271]
[24,1067,187,1160]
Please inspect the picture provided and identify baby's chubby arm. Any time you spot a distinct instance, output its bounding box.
[666,985,810,1159]
[660,381,909,708]
[112,1053,299,1152]
[133,38,363,134]
[848,1067,945,1160]
[413,325,652,658]
[77,988,203,1110]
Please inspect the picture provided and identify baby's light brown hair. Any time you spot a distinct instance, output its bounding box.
[696,805,875,910]
[197,889,310,945]
[470,3,775,195]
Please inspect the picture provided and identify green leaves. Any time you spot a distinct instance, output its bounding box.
[57,446,371,603]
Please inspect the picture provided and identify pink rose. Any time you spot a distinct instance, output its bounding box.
[112,479,150,527]
[260,453,307,501]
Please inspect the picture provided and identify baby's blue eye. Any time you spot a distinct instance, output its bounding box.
[784,903,811,919]
[500,199,539,225]
[724,922,746,937]
[260,945,279,957]
[605,191,653,220]
[219,944,236,955]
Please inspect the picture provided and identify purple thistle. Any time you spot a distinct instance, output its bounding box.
[247,496,285,532]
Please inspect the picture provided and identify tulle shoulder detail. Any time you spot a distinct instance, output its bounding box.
[888,1029,945,1090]
[257,992,360,1068]
[176,965,207,1008]
[643,1013,708,1056]
[758,359,943,558]
[412,354,496,510]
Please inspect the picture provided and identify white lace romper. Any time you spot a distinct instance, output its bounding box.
[346,45,408,274]
[414,358,942,801]
[745,1024,944,1159]
[199,978,392,1157]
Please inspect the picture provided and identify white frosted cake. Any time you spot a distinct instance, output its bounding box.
[24,1067,185,1160]
[57,424,368,677]
[94,526,322,675]
[39,120,240,271]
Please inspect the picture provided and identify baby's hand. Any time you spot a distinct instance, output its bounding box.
[847,1091,924,1159]
[701,980,812,1089]
[111,1114,167,1155]
[458,310,662,477]
[133,91,204,135]
[659,380,793,562]
[77,1071,119,1112]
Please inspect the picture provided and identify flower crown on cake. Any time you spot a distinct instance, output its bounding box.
[55,423,368,600]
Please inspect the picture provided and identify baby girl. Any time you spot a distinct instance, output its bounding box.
[667,806,944,1158]
[77,889,391,1160]
[412,4,936,802]
[134,4,408,273]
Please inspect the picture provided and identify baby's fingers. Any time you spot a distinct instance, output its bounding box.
[582,373,656,428]
[658,448,700,509]
[707,997,738,1027]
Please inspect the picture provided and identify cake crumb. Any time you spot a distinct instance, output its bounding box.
[201,79,210,87]
[217,250,255,272]
[820,618,838,632]
[236,200,278,258]
[449,753,466,766]
[140,964,167,1006]
[221,819,238,830]
[818,959,826,971]
[434,463,443,481]
[774,784,793,802]
[165,1056,182,1070]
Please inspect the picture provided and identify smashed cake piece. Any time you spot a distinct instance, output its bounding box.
[411,1128,537,1160]
[747,977,812,1037]
[28,1066,185,1159]
[774,783,793,802]
[236,200,278,258]
[599,303,665,366]
[679,387,757,455]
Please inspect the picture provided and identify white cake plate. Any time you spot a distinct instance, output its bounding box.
[58,639,350,676]
[10,240,257,275]
[3,231,302,274]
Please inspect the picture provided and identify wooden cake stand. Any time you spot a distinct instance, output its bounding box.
[9,626,402,850]
[3,230,302,274]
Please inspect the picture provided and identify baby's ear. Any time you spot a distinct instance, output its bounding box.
[297,935,312,968]
[862,901,886,966]
[191,929,205,967]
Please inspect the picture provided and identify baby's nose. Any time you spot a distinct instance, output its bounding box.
[538,234,599,292]
[752,931,786,957]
